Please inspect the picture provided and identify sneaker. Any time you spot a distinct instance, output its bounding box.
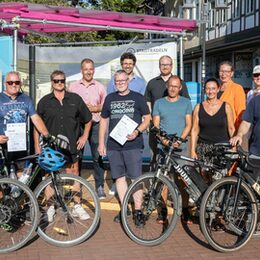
[71,204,90,220]
[47,205,56,223]
[134,210,145,228]
[156,207,168,224]
[109,183,117,196]
[181,208,193,225]
[96,186,106,200]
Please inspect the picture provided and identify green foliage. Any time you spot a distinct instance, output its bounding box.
[2,0,145,44]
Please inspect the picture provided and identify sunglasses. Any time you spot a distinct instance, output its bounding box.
[6,81,21,86]
[53,79,66,84]
[253,73,260,78]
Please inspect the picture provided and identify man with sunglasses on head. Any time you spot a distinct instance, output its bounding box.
[0,71,49,161]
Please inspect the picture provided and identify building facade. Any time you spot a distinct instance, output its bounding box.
[151,0,260,89]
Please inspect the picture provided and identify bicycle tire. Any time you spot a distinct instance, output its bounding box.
[200,177,257,252]
[0,178,39,253]
[121,173,179,246]
[34,174,100,247]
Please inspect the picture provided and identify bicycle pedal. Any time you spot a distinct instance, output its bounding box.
[53,227,68,236]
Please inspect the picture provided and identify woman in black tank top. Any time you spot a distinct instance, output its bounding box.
[190,78,235,161]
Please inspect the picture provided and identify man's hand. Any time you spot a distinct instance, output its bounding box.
[98,143,106,157]
[0,135,8,144]
[77,136,87,150]
[127,130,139,141]
[230,135,243,147]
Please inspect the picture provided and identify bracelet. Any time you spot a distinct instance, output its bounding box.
[135,128,142,136]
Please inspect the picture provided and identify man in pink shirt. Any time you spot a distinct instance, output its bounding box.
[69,58,107,199]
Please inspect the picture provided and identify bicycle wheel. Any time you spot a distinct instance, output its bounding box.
[34,174,100,247]
[200,177,257,252]
[121,173,179,246]
[0,178,39,253]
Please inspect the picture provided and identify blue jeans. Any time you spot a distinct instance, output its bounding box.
[89,122,105,189]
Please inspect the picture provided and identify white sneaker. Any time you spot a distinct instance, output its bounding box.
[71,204,90,220]
[47,205,56,223]
[109,183,117,196]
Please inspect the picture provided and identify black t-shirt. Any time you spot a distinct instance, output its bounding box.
[145,75,190,110]
[101,91,150,150]
[37,92,92,154]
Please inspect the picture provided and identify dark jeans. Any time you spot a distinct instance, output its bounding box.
[89,122,105,189]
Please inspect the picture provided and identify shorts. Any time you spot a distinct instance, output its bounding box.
[107,149,142,180]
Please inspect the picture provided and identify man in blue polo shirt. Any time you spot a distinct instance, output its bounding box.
[107,52,146,95]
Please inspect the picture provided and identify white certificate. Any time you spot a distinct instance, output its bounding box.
[5,123,27,152]
[109,115,138,146]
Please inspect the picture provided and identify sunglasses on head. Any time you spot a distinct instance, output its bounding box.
[6,81,21,86]
[253,73,260,78]
[53,79,66,84]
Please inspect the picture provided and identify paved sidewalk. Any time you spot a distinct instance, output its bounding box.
[1,169,259,260]
[1,210,259,260]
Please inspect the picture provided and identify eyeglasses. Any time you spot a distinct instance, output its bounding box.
[53,79,66,84]
[6,81,21,86]
[160,64,172,67]
[115,79,128,84]
[253,73,260,78]
[219,70,232,74]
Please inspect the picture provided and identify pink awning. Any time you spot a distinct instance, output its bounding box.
[0,2,197,36]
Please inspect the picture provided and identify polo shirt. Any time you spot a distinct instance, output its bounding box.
[37,92,92,154]
[69,79,107,123]
[107,74,146,95]
[145,75,190,111]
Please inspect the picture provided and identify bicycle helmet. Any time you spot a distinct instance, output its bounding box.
[38,147,66,171]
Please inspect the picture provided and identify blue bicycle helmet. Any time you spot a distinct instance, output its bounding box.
[38,147,66,171]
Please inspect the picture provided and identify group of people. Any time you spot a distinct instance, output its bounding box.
[1,53,260,226]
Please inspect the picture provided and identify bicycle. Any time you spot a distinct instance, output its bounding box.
[0,149,39,253]
[199,145,260,252]
[121,127,235,246]
[10,135,101,247]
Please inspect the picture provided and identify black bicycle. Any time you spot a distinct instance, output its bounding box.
[0,149,39,253]
[121,127,236,246]
[199,145,260,252]
[3,135,100,248]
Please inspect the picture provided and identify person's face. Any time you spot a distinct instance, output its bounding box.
[253,72,260,88]
[121,58,135,75]
[81,62,95,82]
[167,78,182,98]
[114,73,129,94]
[159,57,173,76]
[219,64,233,83]
[5,73,22,96]
[51,75,66,92]
[205,81,219,100]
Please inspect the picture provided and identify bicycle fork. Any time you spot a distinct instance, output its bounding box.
[50,172,73,223]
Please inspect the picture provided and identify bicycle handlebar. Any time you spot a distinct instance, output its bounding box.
[150,127,187,146]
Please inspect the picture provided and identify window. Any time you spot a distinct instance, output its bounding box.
[233,0,240,18]
[219,8,227,24]
[246,0,254,14]
[209,1,216,28]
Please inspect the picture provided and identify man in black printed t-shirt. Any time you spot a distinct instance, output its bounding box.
[98,70,151,227]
